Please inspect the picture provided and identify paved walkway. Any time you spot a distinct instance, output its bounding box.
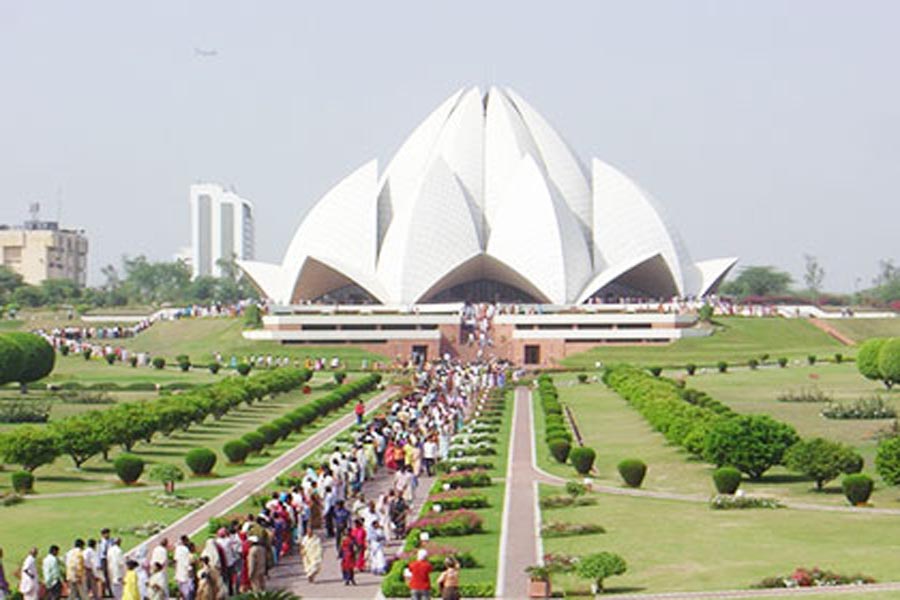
[268,456,435,598]
[496,387,557,599]
[131,388,396,555]
[809,318,856,345]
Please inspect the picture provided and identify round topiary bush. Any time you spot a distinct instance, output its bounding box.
[151,357,166,370]
[257,424,279,446]
[778,357,788,368]
[185,448,217,475]
[685,363,697,376]
[808,354,817,366]
[648,366,662,377]
[114,453,145,484]
[236,362,252,376]
[842,473,873,506]
[717,361,728,373]
[59,344,70,357]
[241,431,265,454]
[577,373,588,384]
[105,353,116,365]
[0,335,24,385]
[548,439,571,464]
[272,417,293,440]
[209,362,221,375]
[4,332,56,385]
[83,347,92,360]
[617,459,647,488]
[11,470,34,493]
[569,447,597,475]
[223,440,250,464]
[748,358,759,370]
[712,466,742,494]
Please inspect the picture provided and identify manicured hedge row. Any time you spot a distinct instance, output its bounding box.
[232,373,382,457]
[0,368,311,473]
[536,375,573,463]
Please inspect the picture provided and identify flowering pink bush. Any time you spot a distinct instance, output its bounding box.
[408,509,483,536]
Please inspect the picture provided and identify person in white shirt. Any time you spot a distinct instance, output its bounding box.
[83,540,99,600]
[105,539,125,600]
[18,548,39,600]
[149,539,169,598]
[173,536,194,600]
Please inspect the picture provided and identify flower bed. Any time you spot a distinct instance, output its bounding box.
[543,552,579,573]
[540,495,597,509]
[709,494,784,510]
[425,489,490,510]
[397,542,479,568]
[821,396,896,419]
[408,509,484,536]
[752,567,876,588]
[450,445,498,457]
[438,469,492,489]
[435,459,495,473]
[541,521,605,537]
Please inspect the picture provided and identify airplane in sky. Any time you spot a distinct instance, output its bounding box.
[194,47,218,57]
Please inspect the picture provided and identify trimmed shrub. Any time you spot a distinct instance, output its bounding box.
[617,459,647,488]
[717,361,728,373]
[0,336,25,385]
[569,447,596,475]
[105,353,116,365]
[223,440,250,464]
[114,453,145,484]
[3,332,55,384]
[842,473,873,505]
[877,338,900,390]
[686,363,697,376]
[178,358,191,372]
[648,366,662,377]
[808,354,817,366]
[59,344,70,356]
[242,431,265,454]
[129,356,138,367]
[83,347,92,360]
[11,470,34,493]
[784,438,863,490]
[272,417,293,440]
[834,353,844,364]
[577,373,588,384]
[257,424,279,446]
[875,436,900,486]
[185,448,217,475]
[236,362,252,376]
[548,439,571,463]
[712,466,742,494]
[209,362,221,374]
[858,338,887,386]
[334,371,347,385]
[778,357,788,368]
[151,357,166,370]
[575,552,627,592]
[748,358,759,370]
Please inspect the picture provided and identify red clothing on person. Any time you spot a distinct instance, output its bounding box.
[350,525,367,570]
[407,559,433,591]
[340,536,356,572]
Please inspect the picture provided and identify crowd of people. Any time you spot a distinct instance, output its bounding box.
[3,358,505,600]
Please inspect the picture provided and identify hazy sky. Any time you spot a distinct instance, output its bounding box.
[2,1,898,292]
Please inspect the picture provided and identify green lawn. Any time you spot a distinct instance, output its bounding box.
[562,317,845,369]
[0,373,358,495]
[1,484,229,580]
[113,317,387,368]
[540,484,899,595]
[545,366,900,507]
[826,318,900,343]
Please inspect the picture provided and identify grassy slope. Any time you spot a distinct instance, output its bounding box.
[113,318,387,367]
[550,366,900,507]
[826,318,900,342]
[540,485,898,595]
[1,485,229,579]
[562,317,844,369]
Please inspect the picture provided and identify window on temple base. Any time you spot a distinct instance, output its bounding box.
[524,345,540,365]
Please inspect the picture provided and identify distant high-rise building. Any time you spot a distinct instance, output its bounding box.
[189,183,254,279]
[0,219,88,286]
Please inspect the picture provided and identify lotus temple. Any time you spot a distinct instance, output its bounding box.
[239,86,736,365]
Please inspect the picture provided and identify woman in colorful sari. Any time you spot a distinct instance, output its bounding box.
[121,561,140,600]
[339,536,356,586]
[300,529,323,583]
[349,519,367,572]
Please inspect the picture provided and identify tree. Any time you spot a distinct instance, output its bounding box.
[0,426,60,472]
[149,464,185,494]
[11,285,45,307]
[876,338,900,390]
[0,265,24,303]
[803,254,825,300]
[51,415,109,468]
[719,266,792,299]
[0,335,25,385]
[858,338,888,387]
[575,552,627,593]
[784,437,862,490]
[703,415,800,479]
[39,279,81,305]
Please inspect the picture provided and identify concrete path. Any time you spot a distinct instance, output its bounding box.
[131,388,396,555]
[267,457,435,598]
[496,387,557,599]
